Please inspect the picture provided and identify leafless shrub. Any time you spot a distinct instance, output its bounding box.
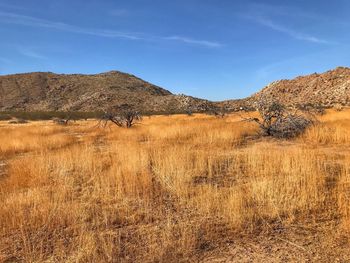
[242,99,314,138]
[334,103,343,112]
[214,111,226,118]
[206,107,226,118]
[185,108,193,116]
[8,118,29,124]
[52,117,71,125]
[99,104,142,128]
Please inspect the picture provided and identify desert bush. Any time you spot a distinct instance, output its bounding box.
[52,117,72,125]
[334,103,344,111]
[100,104,142,128]
[185,109,193,116]
[0,111,349,261]
[205,108,226,118]
[0,114,12,121]
[8,118,29,124]
[245,100,313,138]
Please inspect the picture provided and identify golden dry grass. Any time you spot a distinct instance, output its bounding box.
[0,123,74,158]
[302,109,350,144]
[0,110,349,262]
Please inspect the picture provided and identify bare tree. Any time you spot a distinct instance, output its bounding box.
[185,108,193,116]
[8,118,29,124]
[242,99,314,138]
[206,106,226,118]
[52,116,71,125]
[214,110,226,118]
[99,104,142,128]
[122,108,142,128]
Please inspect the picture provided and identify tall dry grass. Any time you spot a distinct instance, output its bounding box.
[302,109,350,144]
[0,110,349,262]
[0,123,74,158]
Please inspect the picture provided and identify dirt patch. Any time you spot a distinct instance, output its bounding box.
[199,222,350,262]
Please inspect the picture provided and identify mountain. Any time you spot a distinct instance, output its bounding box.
[0,67,349,114]
[0,71,213,113]
[221,67,350,111]
[252,67,350,107]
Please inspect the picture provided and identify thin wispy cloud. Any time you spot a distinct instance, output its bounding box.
[250,2,350,27]
[254,47,339,80]
[164,36,223,48]
[255,58,295,79]
[249,3,322,20]
[0,11,222,48]
[0,11,143,40]
[251,16,332,44]
[240,3,335,45]
[17,47,47,59]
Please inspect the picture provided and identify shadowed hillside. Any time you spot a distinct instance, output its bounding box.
[1,67,350,114]
[0,71,214,114]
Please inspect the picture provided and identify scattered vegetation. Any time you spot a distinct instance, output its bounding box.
[52,117,71,125]
[0,109,349,262]
[8,118,29,124]
[0,111,103,121]
[205,107,227,118]
[334,103,344,111]
[100,104,142,128]
[243,100,314,138]
[185,108,193,116]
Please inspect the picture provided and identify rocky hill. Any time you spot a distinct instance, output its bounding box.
[0,71,213,113]
[0,67,349,114]
[254,67,350,107]
[220,67,350,111]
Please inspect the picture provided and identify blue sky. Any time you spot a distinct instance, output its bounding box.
[0,0,349,100]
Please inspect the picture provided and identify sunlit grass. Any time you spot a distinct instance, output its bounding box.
[0,109,349,262]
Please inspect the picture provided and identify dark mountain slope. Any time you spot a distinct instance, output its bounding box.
[0,71,213,113]
[1,67,349,114]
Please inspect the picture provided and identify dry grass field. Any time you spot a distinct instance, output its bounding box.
[0,110,349,262]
